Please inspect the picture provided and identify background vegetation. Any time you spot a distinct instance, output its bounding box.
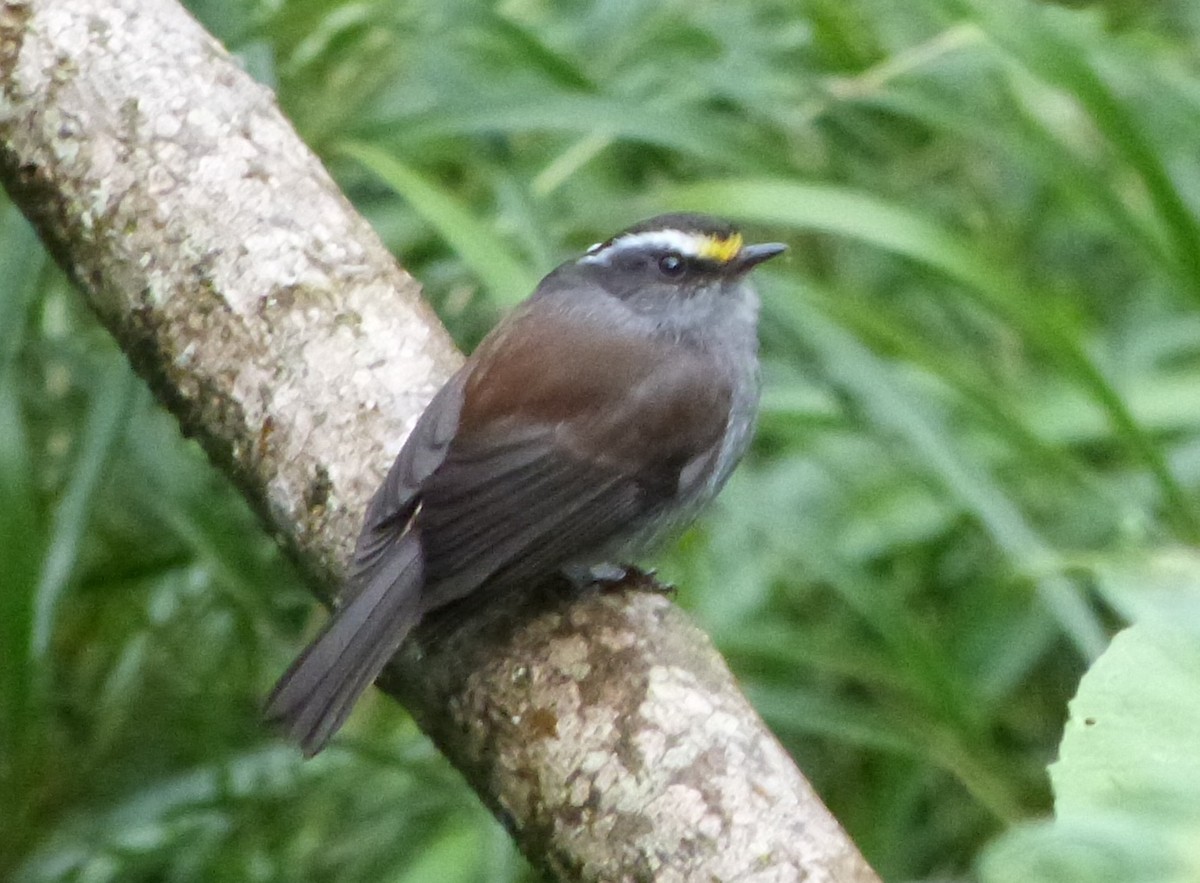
[4,0,1200,879]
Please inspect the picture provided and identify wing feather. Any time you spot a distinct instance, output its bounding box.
[418,442,640,604]
[352,295,736,624]
[347,370,468,591]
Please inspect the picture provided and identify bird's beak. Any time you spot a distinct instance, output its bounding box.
[731,242,787,273]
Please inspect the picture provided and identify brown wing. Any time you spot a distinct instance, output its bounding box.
[345,368,468,596]
[413,306,732,609]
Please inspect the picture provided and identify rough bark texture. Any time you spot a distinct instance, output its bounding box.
[0,1,880,881]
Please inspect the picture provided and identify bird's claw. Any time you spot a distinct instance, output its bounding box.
[562,563,675,596]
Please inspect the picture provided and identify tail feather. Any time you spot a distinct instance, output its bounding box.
[265,536,423,756]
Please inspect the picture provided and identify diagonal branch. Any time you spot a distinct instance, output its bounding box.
[0,1,879,880]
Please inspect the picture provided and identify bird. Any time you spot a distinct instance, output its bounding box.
[265,213,786,755]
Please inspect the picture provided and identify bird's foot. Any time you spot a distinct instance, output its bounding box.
[563,563,676,596]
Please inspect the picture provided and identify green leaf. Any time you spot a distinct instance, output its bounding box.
[1053,623,1200,820]
[980,814,1182,883]
[980,571,1200,883]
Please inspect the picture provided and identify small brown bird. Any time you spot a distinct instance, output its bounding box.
[266,213,785,755]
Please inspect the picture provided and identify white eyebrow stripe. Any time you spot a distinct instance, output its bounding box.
[581,229,707,264]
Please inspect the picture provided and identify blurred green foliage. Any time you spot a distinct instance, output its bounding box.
[982,555,1200,882]
[4,0,1200,879]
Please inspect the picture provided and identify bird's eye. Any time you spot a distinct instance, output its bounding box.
[658,253,686,277]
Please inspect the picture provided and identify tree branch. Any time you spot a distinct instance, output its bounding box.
[0,1,879,880]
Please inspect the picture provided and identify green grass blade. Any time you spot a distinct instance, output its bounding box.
[663,178,1200,540]
[31,363,137,659]
[773,286,1107,659]
[481,12,597,92]
[864,84,1174,274]
[969,1,1200,299]
[0,206,42,370]
[0,385,41,781]
[361,96,770,170]
[340,141,540,307]
[0,206,49,789]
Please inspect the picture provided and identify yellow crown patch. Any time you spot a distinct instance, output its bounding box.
[697,232,743,264]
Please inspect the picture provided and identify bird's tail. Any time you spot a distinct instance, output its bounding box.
[264,536,423,756]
